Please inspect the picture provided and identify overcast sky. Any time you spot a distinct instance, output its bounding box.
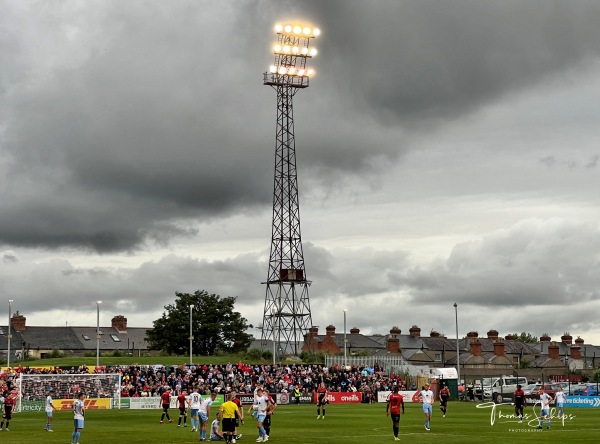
[2,0,600,347]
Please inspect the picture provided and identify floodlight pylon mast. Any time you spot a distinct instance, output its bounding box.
[261,24,320,358]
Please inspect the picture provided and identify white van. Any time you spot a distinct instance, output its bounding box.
[477,376,528,403]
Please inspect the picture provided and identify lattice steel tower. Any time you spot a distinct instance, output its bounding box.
[261,23,320,357]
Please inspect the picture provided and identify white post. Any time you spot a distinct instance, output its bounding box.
[454,303,461,395]
[96,301,102,369]
[189,304,194,366]
[7,299,13,369]
[343,309,348,369]
[271,308,276,365]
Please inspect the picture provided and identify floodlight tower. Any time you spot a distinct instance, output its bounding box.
[261,23,320,358]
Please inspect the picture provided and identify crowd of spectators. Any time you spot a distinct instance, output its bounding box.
[2,361,412,403]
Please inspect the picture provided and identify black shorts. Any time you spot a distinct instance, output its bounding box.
[440,399,448,407]
[317,394,326,406]
[264,415,271,427]
[162,403,169,412]
[179,407,186,415]
[222,418,236,433]
[390,413,400,424]
[3,406,13,420]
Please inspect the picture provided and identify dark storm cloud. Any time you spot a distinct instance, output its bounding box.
[295,0,600,123]
[2,0,600,252]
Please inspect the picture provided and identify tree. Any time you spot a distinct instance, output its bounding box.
[512,332,539,343]
[147,290,253,356]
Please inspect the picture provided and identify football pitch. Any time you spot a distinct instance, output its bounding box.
[5,401,599,443]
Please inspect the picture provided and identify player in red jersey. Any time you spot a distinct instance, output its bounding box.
[159,386,174,423]
[230,391,244,442]
[263,392,277,437]
[439,385,450,417]
[177,390,188,427]
[316,383,328,419]
[0,390,16,431]
[514,385,525,423]
[386,385,405,441]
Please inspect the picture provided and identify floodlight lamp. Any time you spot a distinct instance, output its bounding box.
[303,27,311,35]
[274,44,282,53]
[288,67,296,75]
[275,24,283,33]
[292,46,299,54]
[307,68,314,76]
[278,66,287,75]
[313,28,321,37]
[284,24,292,33]
[269,65,277,73]
[297,68,305,76]
[301,47,309,55]
[283,45,291,53]
[309,48,318,56]
[293,26,302,34]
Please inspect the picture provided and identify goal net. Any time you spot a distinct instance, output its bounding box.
[17,373,122,412]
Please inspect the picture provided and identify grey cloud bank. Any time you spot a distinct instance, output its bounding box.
[1,1,600,344]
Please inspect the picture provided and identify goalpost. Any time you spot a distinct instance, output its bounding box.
[17,373,122,413]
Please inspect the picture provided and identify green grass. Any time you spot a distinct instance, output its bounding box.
[5,401,598,443]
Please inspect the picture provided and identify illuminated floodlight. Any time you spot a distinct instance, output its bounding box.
[264,21,320,88]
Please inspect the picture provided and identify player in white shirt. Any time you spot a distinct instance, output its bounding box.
[554,386,567,419]
[188,387,202,432]
[248,388,271,442]
[210,412,224,441]
[71,392,85,444]
[537,388,553,430]
[199,392,217,441]
[419,383,435,431]
[45,389,57,432]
